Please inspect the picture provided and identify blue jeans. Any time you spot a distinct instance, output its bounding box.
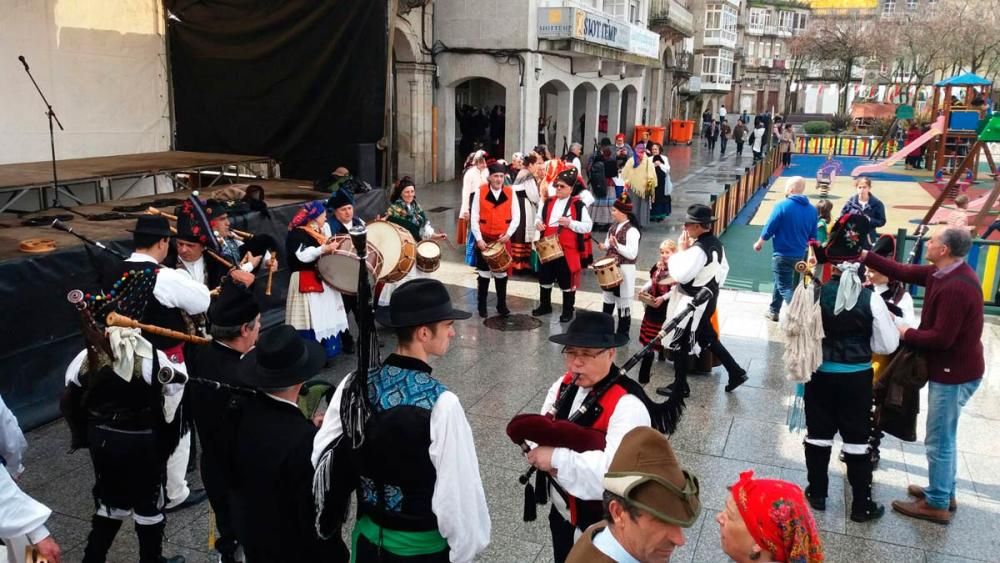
[924,379,981,509]
[770,255,799,314]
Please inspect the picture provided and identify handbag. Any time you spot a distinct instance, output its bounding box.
[298,270,325,293]
[880,344,928,389]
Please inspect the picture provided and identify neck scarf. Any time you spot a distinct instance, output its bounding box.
[834,262,862,314]
[387,198,427,239]
[730,471,824,563]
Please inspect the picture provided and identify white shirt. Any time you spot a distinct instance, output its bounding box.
[752,127,766,152]
[868,292,901,355]
[293,222,333,264]
[513,175,541,203]
[668,242,730,289]
[312,372,491,562]
[65,349,186,421]
[719,107,727,119]
[540,378,651,501]
[606,222,639,261]
[593,527,640,563]
[0,464,51,544]
[127,253,211,316]
[539,197,594,234]
[470,186,521,243]
[460,167,487,216]
[178,256,206,286]
[872,283,917,328]
[0,395,27,478]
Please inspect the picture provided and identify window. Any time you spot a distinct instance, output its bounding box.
[778,10,793,30]
[794,12,808,30]
[882,0,896,16]
[747,40,756,59]
[906,0,917,8]
[704,3,738,44]
[605,0,628,20]
[748,7,766,33]
[701,49,734,88]
[763,42,771,59]
[773,42,782,59]
[629,0,641,24]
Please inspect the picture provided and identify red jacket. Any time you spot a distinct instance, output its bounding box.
[864,253,984,384]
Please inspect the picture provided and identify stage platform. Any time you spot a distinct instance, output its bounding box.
[0,150,277,213]
[0,180,387,430]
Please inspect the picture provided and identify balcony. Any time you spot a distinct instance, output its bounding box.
[745,24,794,37]
[649,0,695,39]
[742,57,790,71]
[668,51,695,75]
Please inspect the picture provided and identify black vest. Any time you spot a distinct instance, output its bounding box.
[81,356,162,429]
[285,229,322,273]
[107,260,188,350]
[820,279,874,364]
[679,233,724,317]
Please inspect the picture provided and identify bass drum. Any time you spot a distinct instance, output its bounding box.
[316,235,383,295]
[366,220,417,282]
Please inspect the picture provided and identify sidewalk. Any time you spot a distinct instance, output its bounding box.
[15,144,1000,562]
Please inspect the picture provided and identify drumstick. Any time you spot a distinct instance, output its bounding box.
[265,257,276,296]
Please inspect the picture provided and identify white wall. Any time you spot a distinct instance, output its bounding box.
[0,0,170,165]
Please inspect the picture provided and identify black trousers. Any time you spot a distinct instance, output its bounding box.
[88,424,164,518]
[736,140,744,155]
[548,506,579,563]
[804,369,874,449]
[539,257,573,290]
[354,533,449,562]
[200,448,238,556]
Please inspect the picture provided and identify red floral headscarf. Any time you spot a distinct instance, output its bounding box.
[730,471,824,563]
[288,201,326,231]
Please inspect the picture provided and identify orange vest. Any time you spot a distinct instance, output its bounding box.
[478,184,514,239]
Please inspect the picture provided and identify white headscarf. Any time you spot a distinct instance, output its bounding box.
[834,262,862,314]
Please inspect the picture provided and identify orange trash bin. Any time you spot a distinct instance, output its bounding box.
[632,125,648,146]
[669,120,694,145]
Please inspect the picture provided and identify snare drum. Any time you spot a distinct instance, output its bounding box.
[593,257,623,290]
[367,221,417,282]
[534,235,564,263]
[482,242,512,273]
[416,240,441,273]
[317,235,384,295]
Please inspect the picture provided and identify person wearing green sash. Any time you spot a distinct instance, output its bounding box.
[312,279,491,562]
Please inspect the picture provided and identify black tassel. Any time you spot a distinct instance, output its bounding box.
[654,385,687,435]
[534,469,548,505]
[523,483,537,522]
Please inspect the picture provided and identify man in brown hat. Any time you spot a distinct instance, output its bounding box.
[566,427,700,562]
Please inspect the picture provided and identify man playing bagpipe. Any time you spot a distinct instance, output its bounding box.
[62,215,209,563]
[311,279,491,562]
[203,199,276,278]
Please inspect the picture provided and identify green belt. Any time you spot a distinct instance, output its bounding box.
[351,515,448,561]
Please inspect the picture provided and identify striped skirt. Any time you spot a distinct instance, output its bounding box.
[639,305,668,349]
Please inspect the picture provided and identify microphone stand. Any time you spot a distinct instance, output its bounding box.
[19,55,65,209]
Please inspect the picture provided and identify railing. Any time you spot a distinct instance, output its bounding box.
[895,229,1000,312]
[793,134,898,158]
[649,0,695,36]
[711,148,782,235]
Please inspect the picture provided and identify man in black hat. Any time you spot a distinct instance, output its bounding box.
[656,204,747,399]
[185,280,261,562]
[526,311,655,563]
[224,325,338,561]
[326,189,366,354]
[312,278,491,562]
[471,161,520,317]
[204,199,276,274]
[168,208,254,290]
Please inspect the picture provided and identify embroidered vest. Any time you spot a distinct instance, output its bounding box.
[478,185,514,239]
[106,262,187,351]
[606,222,636,265]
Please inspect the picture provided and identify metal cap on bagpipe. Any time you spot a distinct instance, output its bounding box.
[349,225,368,259]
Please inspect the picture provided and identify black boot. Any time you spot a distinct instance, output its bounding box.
[341,331,355,355]
[845,452,885,522]
[803,442,832,511]
[135,520,169,563]
[657,348,666,362]
[495,277,510,316]
[532,286,553,316]
[617,309,631,339]
[82,515,122,563]
[637,352,654,385]
[602,302,615,315]
[709,339,748,392]
[559,291,576,323]
[477,276,490,318]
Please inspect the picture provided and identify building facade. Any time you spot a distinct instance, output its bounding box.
[734,1,810,116]
[648,0,697,121]
[682,0,741,117]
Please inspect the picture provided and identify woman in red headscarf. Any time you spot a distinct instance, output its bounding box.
[717,471,824,562]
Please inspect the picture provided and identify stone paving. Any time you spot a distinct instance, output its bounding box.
[13,143,1000,562]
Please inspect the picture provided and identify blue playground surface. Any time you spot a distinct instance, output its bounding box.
[783,154,922,182]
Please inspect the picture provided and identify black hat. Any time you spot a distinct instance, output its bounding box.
[814,213,870,264]
[129,215,174,237]
[375,278,471,328]
[238,325,325,388]
[326,188,355,210]
[174,206,205,245]
[549,311,628,348]
[209,280,260,327]
[487,161,507,176]
[684,204,716,224]
[871,234,896,259]
[204,199,228,221]
[555,167,578,187]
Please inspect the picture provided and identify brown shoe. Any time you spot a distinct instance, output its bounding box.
[891,498,952,525]
[906,485,957,512]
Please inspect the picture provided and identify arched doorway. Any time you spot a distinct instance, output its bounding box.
[619,85,639,143]
[572,82,599,150]
[599,84,621,139]
[539,79,570,154]
[453,77,506,171]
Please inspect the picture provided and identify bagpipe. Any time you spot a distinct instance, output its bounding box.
[506,287,713,521]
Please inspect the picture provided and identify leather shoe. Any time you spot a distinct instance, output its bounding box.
[891,498,951,524]
[804,486,826,511]
[906,485,957,512]
[166,488,208,513]
[764,310,779,322]
[655,383,690,398]
[725,371,749,392]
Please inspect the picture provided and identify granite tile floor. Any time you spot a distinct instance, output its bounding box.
[14,143,1000,562]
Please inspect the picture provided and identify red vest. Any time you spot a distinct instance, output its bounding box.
[478,184,514,239]
[542,197,584,273]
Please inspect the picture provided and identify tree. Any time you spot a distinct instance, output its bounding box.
[794,14,878,113]
[784,35,813,115]
[882,6,954,104]
[939,0,1000,76]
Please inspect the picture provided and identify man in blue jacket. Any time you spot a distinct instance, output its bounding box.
[753,176,818,321]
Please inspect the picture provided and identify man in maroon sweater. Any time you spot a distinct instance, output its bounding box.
[862,227,983,525]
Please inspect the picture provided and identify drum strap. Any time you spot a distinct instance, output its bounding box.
[297,225,328,246]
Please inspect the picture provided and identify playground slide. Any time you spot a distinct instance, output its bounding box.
[849,116,946,177]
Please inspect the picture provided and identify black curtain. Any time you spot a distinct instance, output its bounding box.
[166,0,387,182]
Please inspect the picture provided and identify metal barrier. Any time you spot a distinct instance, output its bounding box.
[793,135,898,158]
[711,148,782,235]
[896,228,1000,310]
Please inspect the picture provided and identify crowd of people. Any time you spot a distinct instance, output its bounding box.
[0,134,988,563]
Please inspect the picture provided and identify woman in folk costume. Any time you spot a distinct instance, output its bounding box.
[620,144,656,225]
[598,192,641,339]
[506,152,524,185]
[636,239,678,385]
[459,150,488,266]
[511,151,544,273]
[379,177,448,307]
[284,200,350,359]
[649,142,673,222]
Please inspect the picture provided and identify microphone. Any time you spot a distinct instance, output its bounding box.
[18,55,28,71]
[692,287,714,307]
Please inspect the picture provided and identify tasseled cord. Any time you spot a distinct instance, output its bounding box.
[522,466,550,522]
[781,277,824,433]
[313,437,337,539]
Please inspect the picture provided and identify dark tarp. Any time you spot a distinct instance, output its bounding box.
[166,0,388,183]
[0,189,386,430]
